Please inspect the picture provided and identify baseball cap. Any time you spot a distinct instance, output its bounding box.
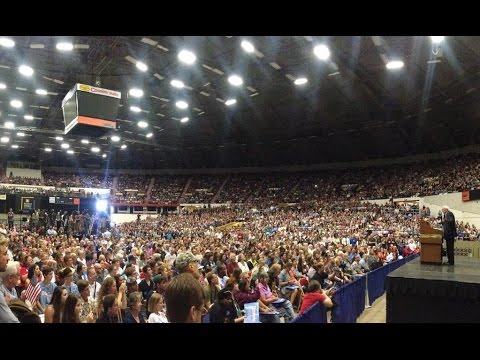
[152,274,167,284]
[175,251,204,272]
[217,288,233,301]
[126,276,137,285]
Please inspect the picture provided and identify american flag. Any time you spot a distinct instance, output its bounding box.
[25,283,42,305]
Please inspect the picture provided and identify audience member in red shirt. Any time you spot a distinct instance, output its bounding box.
[298,280,333,314]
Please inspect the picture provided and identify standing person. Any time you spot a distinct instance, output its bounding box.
[0,235,19,322]
[441,206,457,266]
[7,208,14,230]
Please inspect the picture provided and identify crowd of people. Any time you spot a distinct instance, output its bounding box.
[149,176,188,205]
[2,152,480,206]
[0,197,433,324]
[1,151,480,323]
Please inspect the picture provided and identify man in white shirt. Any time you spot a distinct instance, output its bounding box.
[87,267,101,301]
[0,235,20,322]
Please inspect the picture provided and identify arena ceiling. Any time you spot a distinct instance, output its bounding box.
[1,36,480,170]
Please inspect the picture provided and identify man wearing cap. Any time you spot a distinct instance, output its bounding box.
[208,288,245,323]
[126,276,139,298]
[175,251,203,280]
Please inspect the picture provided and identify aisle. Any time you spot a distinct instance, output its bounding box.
[356,293,386,323]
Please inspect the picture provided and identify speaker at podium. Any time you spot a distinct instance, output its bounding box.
[62,83,121,137]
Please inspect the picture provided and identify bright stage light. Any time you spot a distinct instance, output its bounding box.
[95,199,108,212]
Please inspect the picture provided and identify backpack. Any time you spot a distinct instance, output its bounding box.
[9,299,41,323]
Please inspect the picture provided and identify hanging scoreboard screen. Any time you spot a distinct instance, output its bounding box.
[62,83,121,136]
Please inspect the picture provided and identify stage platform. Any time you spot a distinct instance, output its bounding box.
[386,256,480,323]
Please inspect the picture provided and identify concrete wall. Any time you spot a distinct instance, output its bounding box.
[421,192,480,227]
[363,197,421,206]
[364,192,480,227]
[111,214,138,225]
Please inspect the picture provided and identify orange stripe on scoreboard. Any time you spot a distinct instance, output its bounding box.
[77,116,116,129]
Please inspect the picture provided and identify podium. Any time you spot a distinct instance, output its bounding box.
[419,219,443,264]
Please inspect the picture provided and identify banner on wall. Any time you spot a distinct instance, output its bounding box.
[21,197,35,211]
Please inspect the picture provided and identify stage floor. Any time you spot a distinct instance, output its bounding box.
[389,256,480,284]
[386,257,480,323]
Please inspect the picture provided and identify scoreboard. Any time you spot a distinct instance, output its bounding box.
[49,196,80,205]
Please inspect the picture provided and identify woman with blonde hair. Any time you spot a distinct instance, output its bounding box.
[147,292,168,323]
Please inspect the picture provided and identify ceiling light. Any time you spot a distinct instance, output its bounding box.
[0,37,15,48]
[91,147,100,153]
[0,137,9,143]
[24,115,34,120]
[111,135,120,142]
[11,144,18,149]
[81,139,89,144]
[0,83,6,90]
[241,40,255,53]
[176,100,188,109]
[36,89,48,95]
[386,60,404,70]
[56,42,74,51]
[19,65,34,76]
[121,144,127,149]
[137,120,148,128]
[313,44,330,61]
[130,106,141,113]
[171,79,184,89]
[228,75,243,86]
[67,149,74,154]
[102,154,107,158]
[44,147,52,152]
[136,61,148,71]
[180,117,189,123]
[225,99,237,106]
[16,132,25,137]
[55,136,63,141]
[294,78,308,85]
[430,36,445,44]
[5,121,15,129]
[61,143,70,149]
[146,133,153,138]
[178,50,196,64]
[10,100,22,108]
[129,88,144,98]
